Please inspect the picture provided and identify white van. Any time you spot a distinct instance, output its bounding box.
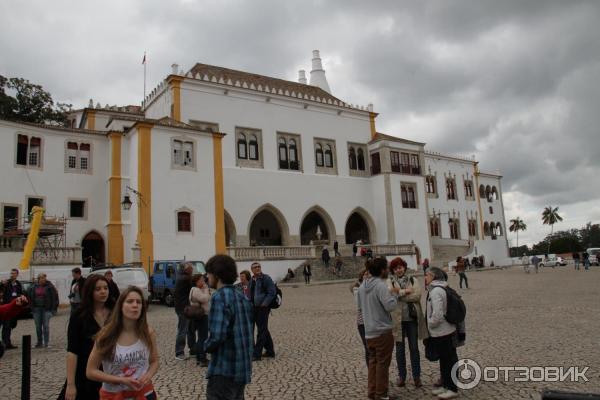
[90,265,150,301]
[587,248,600,266]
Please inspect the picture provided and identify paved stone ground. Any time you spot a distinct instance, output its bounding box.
[1,266,599,399]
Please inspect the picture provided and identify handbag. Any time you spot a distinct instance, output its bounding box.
[407,302,418,320]
[423,338,439,362]
[183,304,204,319]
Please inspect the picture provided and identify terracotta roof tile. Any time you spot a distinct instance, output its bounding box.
[188,63,344,105]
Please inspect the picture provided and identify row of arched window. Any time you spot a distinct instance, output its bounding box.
[348,146,366,171]
[480,185,499,202]
[278,137,299,170]
[237,133,259,160]
[315,143,334,168]
[483,222,503,238]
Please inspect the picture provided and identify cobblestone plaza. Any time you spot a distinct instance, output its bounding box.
[1,266,599,399]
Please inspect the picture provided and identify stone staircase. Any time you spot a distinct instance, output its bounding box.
[285,256,368,283]
[432,241,474,267]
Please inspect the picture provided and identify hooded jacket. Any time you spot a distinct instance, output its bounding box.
[357,276,398,339]
[426,280,456,337]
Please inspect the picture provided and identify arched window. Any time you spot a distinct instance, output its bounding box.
[324,144,333,167]
[289,139,298,170]
[357,148,365,171]
[496,223,503,236]
[479,184,485,197]
[483,222,490,236]
[315,143,324,167]
[237,133,247,159]
[430,217,440,237]
[485,185,492,202]
[177,211,192,232]
[492,186,499,200]
[278,137,288,169]
[348,147,357,170]
[248,135,259,160]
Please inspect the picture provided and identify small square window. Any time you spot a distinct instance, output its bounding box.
[70,200,86,218]
[27,197,44,214]
[177,211,191,232]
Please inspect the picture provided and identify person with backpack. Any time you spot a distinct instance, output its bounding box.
[387,257,427,388]
[424,267,460,399]
[250,262,276,361]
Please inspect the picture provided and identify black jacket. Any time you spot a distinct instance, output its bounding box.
[28,283,58,312]
[174,273,192,312]
[2,279,23,304]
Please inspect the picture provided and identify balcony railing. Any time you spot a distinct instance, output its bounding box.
[31,247,82,265]
[227,246,317,261]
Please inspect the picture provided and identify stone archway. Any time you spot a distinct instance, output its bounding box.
[247,204,290,246]
[224,210,236,246]
[344,208,376,244]
[82,230,105,267]
[299,206,336,245]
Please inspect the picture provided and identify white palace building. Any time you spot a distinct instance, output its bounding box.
[0,51,509,275]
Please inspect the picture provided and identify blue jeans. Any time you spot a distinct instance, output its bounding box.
[32,308,52,346]
[395,320,421,380]
[192,316,209,362]
[175,311,195,356]
[584,260,590,270]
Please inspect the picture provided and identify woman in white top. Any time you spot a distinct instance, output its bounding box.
[86,286,159,400]
[189,273,211,366]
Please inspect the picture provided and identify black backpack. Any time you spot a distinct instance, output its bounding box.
[443,286,466,324]
[269,285,282,309]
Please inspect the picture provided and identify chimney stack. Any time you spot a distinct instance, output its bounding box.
[309,50,331,93]
[298,70,307,84]
[171,63,179,75]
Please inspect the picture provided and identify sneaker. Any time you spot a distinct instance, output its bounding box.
[262,352,276,358]
[175,354,187,361]
[432,387,446,395]
[438,390,459,399]
[414,377,422,388]
[34,343,43,349]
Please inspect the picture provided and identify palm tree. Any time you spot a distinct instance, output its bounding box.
[542,206,563,254]
[509,217,527,251]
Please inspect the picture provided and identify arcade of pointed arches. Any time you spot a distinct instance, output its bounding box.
[225,204,377,247]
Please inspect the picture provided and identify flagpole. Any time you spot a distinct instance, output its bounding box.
[143,51,147,107]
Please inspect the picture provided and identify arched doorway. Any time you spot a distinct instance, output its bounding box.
[345,211,372,244]
[300,209,333,245]
[224,210,236,246]
[248,205,289,246]
[82,231,105,267]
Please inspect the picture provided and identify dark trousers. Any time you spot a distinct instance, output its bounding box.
[304,274,311,284]
[192,315,209,361]
[253,307,274,358]
[357,324,369,367]
[207,375,246,400]
[459,272,468,288]
[430,333,458,392]
[396,320,421,380]
[366,331,394,399]
[175,311,195,356]
[1,319,14,346]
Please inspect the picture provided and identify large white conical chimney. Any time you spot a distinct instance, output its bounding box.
[309,50,331,93]
[298,70,307,84]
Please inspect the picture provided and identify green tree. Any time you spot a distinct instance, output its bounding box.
[541,206,563,255]
[509,217,527,250]
[579,222,600,249]
[0,75,70,125]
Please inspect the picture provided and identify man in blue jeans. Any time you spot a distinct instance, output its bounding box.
[174,263,195,360]
[250,262,276,361]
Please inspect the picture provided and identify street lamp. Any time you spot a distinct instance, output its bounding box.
[121,186,144,210]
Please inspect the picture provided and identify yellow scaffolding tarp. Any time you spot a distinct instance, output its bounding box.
[19,206,44,270]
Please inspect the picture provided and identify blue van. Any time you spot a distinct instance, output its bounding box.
[149,260,205,306]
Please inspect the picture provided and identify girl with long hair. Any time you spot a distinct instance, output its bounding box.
[86,286,159,400]
[61,274,115,400]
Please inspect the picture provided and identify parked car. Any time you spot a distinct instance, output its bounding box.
[90,264,150,301]
[538,255,566,267]
[149,260,205,306]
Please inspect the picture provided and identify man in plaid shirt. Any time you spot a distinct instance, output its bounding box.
[204,254,254,400]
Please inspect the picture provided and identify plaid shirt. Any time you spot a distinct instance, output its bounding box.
[204,285,254,384]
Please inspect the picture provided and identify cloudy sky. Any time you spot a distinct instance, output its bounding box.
[1,0,599,246]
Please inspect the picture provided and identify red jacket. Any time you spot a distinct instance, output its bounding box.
[0,298,25,321]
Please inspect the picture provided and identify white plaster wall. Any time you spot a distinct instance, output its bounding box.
[150,128,216,262]
[0,121,109,252]
[389,174,431,261]
[369,175,388,244]
[179,82,373,174]
[123,130,138,262]
[236,259,304,283]
[144,88,172,120]
[0,253,23,272]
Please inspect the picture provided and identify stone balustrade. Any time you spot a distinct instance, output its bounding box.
[227,246,316,261]
[31,247,82,265]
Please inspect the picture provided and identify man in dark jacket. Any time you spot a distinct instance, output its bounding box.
[174,263,194,360]
[68,267,86,316]
[104,270,120,303]
[250,262,276,361]
[1,268,23,349]
[28,273,59,348]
